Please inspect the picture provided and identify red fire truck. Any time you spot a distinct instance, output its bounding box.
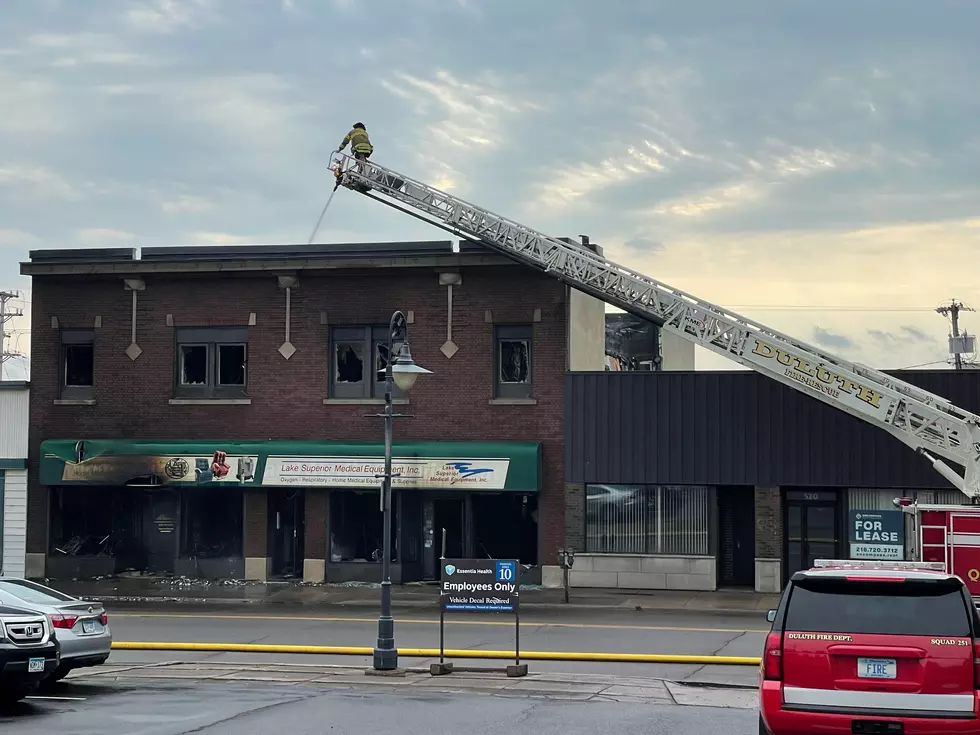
[901,499,980,598]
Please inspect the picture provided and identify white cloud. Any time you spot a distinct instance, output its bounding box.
[123,0,218,33]
[0,229,41,247]
[188,231,254,244]
[161,194,214,214]
[0,165,78,199]
[381,69,543,185]
[77,228,135,244]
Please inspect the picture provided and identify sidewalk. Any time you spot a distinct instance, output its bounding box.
[45,576,780,614]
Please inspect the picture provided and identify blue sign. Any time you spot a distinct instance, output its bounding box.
[440,558,520,613]
[848,510,906,561]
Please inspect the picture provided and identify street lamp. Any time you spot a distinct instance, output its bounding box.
[374,310,432,671]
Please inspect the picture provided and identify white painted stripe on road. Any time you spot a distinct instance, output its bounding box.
[26,695,87,701]
[108,612,767,634]
[784,686,975,713]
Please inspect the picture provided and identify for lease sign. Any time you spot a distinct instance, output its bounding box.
[849,510,905,560]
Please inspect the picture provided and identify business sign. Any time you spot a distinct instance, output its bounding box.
[263,457,510,489]
[58,452,258,485]
[849,510,905,560]
[440,558,519,613]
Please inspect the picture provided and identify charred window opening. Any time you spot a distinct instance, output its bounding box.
[180,345,208,385]
[329,326,405,400]
[330,490,399,562]
[217,344,246,386]
[180,488,243,558]
[494,324,533,399]
[60,329,95,399]
[174,327,248,399]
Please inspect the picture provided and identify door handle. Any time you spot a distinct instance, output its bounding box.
[276,512,281,530]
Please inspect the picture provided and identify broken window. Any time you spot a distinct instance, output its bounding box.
[329,326,404,399]
[174,327,249,398]
[217,344,246,386]
[494,324,533,399]
[180,345,208,385]
[180,488,244,558]
[60,329,95,400]
[329,490,399,562]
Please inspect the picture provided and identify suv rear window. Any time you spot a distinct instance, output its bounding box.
[785,579,972,637]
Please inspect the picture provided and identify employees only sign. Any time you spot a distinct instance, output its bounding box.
[440,559,519,613]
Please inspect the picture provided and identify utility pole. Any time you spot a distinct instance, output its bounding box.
[936,299,976,371]
[0,290,25,380]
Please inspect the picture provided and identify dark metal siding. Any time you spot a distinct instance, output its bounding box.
[565,370,980,489]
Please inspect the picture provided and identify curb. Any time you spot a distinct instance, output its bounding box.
[86,595,768,616]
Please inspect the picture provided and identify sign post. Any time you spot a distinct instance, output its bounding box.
[432,558,527,678]
[848,510,905,560]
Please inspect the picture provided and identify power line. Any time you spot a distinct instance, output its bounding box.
[0,291,25,380]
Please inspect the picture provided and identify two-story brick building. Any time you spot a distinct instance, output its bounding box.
[21,239,609,585]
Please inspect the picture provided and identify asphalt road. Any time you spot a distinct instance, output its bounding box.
[0,680,759,735]
[100,604,768,686]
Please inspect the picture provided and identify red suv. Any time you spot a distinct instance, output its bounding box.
[760,560,980,734]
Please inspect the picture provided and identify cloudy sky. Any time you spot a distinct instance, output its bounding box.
[2,0,978,378]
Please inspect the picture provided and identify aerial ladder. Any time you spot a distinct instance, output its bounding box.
[329,153,980,500]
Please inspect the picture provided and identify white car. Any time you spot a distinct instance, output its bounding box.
[0,578,111,686]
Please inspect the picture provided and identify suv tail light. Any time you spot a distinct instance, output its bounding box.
[50,614,78,630]
[763,632,783,680]
[99,612,108,626]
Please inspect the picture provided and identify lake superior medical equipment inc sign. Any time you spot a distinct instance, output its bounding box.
[262,457,510,489]
[440,559,520,613]
[848,510,905,561]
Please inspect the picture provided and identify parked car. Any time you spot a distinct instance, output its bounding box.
[0,604,60,704]
[0,579,110,686]
[760,559,980,734]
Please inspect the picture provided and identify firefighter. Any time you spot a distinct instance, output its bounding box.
[338,122,373,171]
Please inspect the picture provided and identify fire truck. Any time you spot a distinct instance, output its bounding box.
[900,499,980,599]
[327,152,980,551]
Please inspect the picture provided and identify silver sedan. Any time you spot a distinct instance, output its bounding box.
[0,578,111,684]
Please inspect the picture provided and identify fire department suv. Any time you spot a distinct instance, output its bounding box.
[760,560,980,734]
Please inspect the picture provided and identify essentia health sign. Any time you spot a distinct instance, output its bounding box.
[262,457,510,489]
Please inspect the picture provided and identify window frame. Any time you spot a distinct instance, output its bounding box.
[329,325,404,400]
[173,326,248,399]
[60,328,95,400]
[494,324,533,399]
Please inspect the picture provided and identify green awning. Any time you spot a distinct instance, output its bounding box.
[39,440,540,492]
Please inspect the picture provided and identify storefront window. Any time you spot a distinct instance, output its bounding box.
[49,487,118,555]
[180,488,244,558]
[848,488,964,511]
[586,484,711,555]
[330,491,399,562]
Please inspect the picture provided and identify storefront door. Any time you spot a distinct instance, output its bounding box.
[146,490,178,574]
[269,489,305,578]
[422,497,466,579]
[785,489,841,582]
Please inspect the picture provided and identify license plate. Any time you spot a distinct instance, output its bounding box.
[27,657,45,673]
[82,620,97,634]
[858,657,897,679]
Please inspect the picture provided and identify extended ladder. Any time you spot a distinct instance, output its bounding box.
[331,154,980,498]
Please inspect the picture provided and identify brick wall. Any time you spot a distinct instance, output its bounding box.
[27,264,567,564]
[754,486,782,558]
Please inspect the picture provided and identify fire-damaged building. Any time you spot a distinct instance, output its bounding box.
[21,239,619,585]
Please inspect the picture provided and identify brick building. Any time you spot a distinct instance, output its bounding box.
[22,240,607,585]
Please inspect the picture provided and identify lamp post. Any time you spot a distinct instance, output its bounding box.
[374,310,432,671]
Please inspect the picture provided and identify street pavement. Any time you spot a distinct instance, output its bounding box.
[102,604,767,686]
[0,663,759,734]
